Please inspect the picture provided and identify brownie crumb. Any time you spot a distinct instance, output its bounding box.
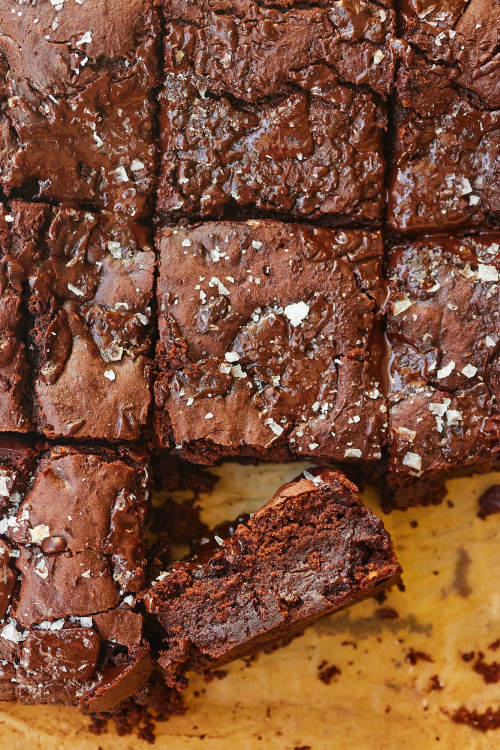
[462,652,476,663]
[341,641,358,650]
[317,661,341,685]
[405,648,434,665]
[429,675,444,691]
[489,640,500,652]
[374,607,399,620]
[204,670,228,683]
[410,521,418,528]
[478,486,500,519]
[89,680,186,744]
[444,706,500,732]
[472,653,500,685]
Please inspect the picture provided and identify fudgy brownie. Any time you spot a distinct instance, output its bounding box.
[156,0,394,223]
[0,439,151,711]
[143,469,401,687]
[385,234,499,510]
[3,200,154,441]
[0,207,31,432]
[155,220,387,465]
[399,0,500,108]
[0,0,158,218]
[387,48,500,234]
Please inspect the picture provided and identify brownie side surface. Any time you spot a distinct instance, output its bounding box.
[156,1,392,223]
[154,220,387,465]
[3,200,154,441]
[0,0,159,218]
[143,469,401,687]
[0,440,152,711]
[385,234,500,510]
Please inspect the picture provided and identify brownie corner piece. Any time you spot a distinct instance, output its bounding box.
[3,200,154,441]
[0,0,159,217]
[385,233,500,510]
[399,0,500,109]
[154,220,387,465]
[0,439,152,710]
[143,468,401,686]
[387,36,500,235]
[156,0,392,223]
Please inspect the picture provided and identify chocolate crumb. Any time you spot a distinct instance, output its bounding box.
[204,670,228,683]
[478,486,500,519]
[374,607,399,620]
[429,675,444,691]
[472,652,500,684]
[317,661,341,685]
[405,648,434,665]
[462,652,475,663]
[341,640,358,649]
[375,590,388,604]
[444,706,500,732]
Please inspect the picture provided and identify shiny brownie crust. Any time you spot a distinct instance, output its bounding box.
[155,220,387,465]
[0,0,159,218]
[156,0,394,224]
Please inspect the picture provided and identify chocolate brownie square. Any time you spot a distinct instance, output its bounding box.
[0,207,31,432]
[155,220,387,465]
[156,0,394,223]
[4,200,153,441]
[387,49,500,234]
[0,439,151,711]
[385,234,500,510]
[143,469,401,687]
[399,0,500,108]
[0,0,159,218]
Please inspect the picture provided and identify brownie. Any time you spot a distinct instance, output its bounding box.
[385,234,500,510]
[154,221,387,465]
[400,0,500,108]
[2,200,154,441]
[156,0,393,223]
[0,439,151,711]
[143,469,401,687]
[0,207,31,432]
[0,0,158,218]
[387,49,500,234]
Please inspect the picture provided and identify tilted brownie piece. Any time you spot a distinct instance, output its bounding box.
[155,221,387,465]
[144,469,401,686]
[3,200,153,441]
[0,439,151,711]
[157,0,393,223]
[0,207,31,432]
[388,50,500,234]
[0,0,158,218]
[400,0,500,108]
[385,235,500,510]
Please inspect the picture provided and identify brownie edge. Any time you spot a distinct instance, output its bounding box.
[143,470,401,688]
